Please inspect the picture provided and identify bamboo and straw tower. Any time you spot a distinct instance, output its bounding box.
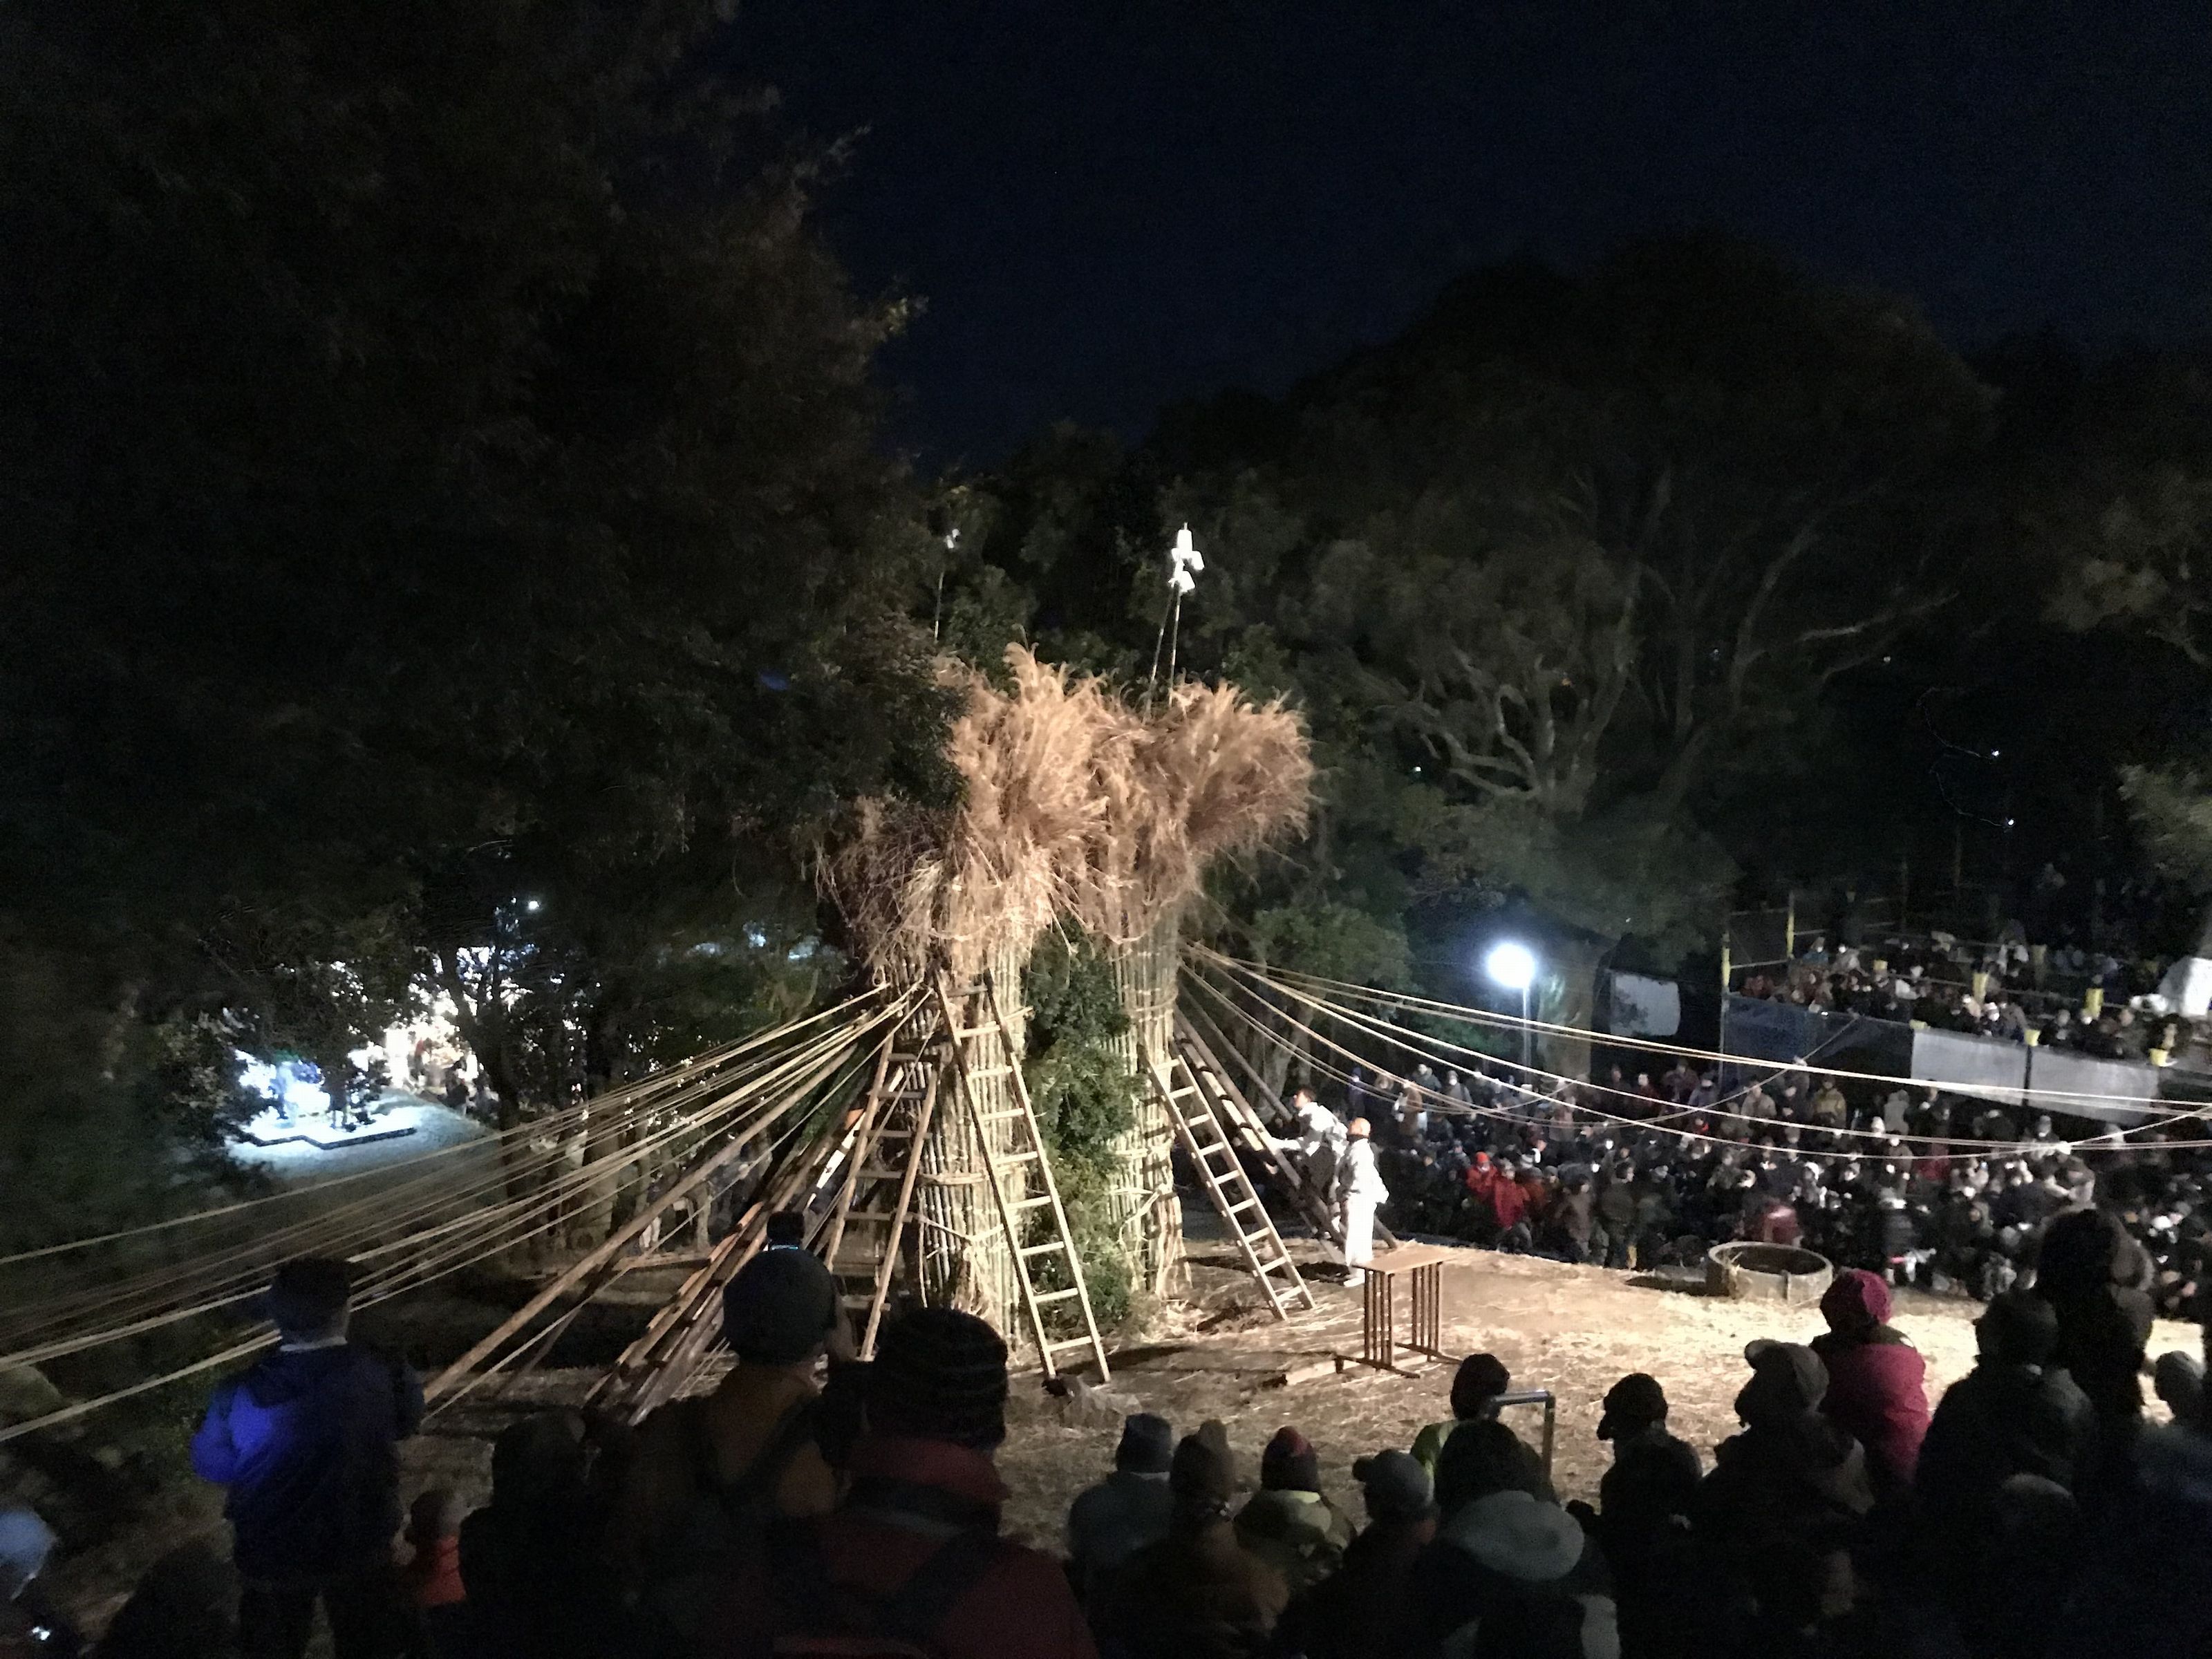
[822,646,1311,1332]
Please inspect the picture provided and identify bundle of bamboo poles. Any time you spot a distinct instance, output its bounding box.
[0,993,898,1445]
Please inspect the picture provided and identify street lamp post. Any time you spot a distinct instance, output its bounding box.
[1485,941,1537,1072]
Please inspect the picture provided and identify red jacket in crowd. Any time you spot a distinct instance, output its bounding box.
[1812,1270,1931,1488]
[1488,1172,1528,1232]
[713,1432,1096,1659]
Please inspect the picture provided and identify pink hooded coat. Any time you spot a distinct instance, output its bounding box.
[1811,1269,1931,1487]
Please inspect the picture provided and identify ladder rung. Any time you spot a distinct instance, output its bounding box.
[1034,1289,1080,1306]
[1019,1241,1068,1259]
[965,1065,1014,1080]
[978,1109,1027,1124]
[998,1150,1041,1164]
[1013,1195,1055,1211]
[1046,1336,1100,1352]
[1227,1198,1259,1216]
[948,1024,995,1040]
[1166,1085,1199,1100]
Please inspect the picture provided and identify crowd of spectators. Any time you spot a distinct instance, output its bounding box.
[1055,1277,2212,1656]
[1735,932,2180,1058]
[1347,1058,2210,1325]
[34,1237,2208,1659]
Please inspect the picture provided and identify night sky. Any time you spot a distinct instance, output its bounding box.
[735,0,2212,465]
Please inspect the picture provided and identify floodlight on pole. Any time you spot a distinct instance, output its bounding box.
[1484,941,1538,1070]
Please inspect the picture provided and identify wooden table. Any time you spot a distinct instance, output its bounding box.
[1352,1243,1458,1375]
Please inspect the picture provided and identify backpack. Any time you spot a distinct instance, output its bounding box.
[636,1392,821,1652]
[766,1519,1004,1658]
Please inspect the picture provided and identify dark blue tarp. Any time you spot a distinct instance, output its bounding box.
[1719,996,1912,1082]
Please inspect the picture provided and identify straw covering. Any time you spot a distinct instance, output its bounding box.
[823,646,1313,980]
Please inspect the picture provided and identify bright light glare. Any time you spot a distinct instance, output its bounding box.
[1485,940,1536,992]
[525,899,543,912]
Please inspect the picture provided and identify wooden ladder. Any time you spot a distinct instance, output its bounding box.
[934,972,1112,1382]
[814,1003,946,1359]
[1147,1044,1315,1318]
[1174,1005,1396,1248]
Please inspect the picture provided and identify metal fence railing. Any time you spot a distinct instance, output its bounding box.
[1495,1387,1558,1473]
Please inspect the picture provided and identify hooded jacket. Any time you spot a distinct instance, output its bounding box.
[1487,1176,1529,1233]
[1809,1271,1930,1488]
[190,1343,422,1578]
[1914,1358,2097,1549]
[1409,1491,1618,1659]
[1231,1487,1354,1595]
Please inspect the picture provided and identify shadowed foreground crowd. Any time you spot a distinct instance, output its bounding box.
[7,1228,2211,1659]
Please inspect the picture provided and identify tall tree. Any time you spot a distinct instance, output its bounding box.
[956,239,1991,1061]
[0,0,948,1209]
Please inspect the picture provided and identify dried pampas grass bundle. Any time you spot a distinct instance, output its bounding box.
[1071,677,1314,942]
[821,646,1312,980]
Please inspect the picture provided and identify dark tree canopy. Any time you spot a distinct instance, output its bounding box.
[0,0,949,1226]
[950,238,1999,1035]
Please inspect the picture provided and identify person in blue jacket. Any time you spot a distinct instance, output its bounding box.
[192,1258,423,1659]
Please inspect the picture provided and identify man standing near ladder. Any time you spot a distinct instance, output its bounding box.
[1338,1118,1387,1286]
[1272,1085,1347,1212]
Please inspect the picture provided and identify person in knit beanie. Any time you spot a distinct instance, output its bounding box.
[1100,1421,1286,1659]
[1409,1353,1517,1477]
[865,1306,1009,1449]
[1234,1427,1355,1594]
[1588,1375,1702,1659]
[606,1247,841,1616]
[1067,1414,1176,1605]
[727,1307,1092,1659]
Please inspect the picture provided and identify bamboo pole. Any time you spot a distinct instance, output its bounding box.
[1105,912,1184,1300]
[424,1014,883,1403]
